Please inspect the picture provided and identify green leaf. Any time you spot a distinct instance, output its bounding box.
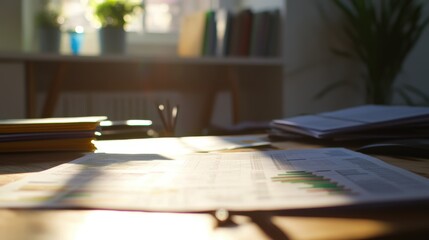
[35,8,61,28]
[403,84,429,103]
[314,79,355,100]
[330,47,355,59]
[94,0,141,28]
[396,87,416,105]
[333,0,357,22]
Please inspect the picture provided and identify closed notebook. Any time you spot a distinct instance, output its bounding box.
[0,131,97,142]
[0,116,106,152]
[0,138,96,153]
[0,116,107,134]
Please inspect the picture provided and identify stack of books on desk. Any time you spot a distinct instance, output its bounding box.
[0,116,107,152]
[270,105,429,141]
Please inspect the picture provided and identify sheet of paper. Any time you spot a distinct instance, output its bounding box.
[1,148,429,212]
[320,105,429,123]
[93,134,271,156]
[178,134,271,152]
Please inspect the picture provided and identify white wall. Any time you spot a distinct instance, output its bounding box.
[395,2,429,104]
[283,0,429,117]
[0,63,25,119]
[0,1,22,51]
[283,0,362,117]
[0,1,26,119]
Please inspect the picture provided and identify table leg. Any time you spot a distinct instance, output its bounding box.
[227,67,240,125]
[42,62,67,118]
[25,61,36,118]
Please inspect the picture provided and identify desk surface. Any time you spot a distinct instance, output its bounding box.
[1,137,429,240]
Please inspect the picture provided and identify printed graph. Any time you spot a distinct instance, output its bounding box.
[271,171,353,195]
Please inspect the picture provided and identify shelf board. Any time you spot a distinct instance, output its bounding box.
[0,51,283,66]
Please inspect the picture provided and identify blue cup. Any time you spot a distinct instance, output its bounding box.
[69,31,84,55]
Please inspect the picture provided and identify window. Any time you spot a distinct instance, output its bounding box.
[142,0,218,33]
[55,0,215,34]
[58,0,142,32]
[60,0,92,32]
[143,0,181,33]
[35,0,228,54]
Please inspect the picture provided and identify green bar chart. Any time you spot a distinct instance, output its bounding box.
[271,171,352,195]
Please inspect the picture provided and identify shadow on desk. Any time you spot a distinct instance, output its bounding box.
[0,152,84,174]
[205,121,271,136]
[237,200,429,240]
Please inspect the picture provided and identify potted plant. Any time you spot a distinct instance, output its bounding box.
[36,4,62,53]
[318,0,429,105]
[92,0,142,54]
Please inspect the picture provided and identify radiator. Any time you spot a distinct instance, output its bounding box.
[37,91,232,135]
[39,91,182,121]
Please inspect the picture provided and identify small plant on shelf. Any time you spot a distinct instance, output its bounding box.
[92,0,142,28]
[35,1,63,53]
[90,0,143,54]
[35,7,62,29]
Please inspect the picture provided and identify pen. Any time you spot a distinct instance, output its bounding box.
[166,100,172,132]
[156,103,169,133]
[171,105,179,133]
[156,101,179,136]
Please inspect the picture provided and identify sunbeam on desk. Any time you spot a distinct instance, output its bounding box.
[74,211,214,240]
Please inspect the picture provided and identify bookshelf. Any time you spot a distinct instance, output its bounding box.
[178,1,285,59]
[171,0,286,131]
[0,1,286,134]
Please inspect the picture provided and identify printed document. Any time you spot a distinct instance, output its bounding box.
[1,148,429,212]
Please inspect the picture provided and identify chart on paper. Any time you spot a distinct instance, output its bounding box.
[1,148,429,212]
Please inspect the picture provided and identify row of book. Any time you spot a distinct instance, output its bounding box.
[178,8,281,58]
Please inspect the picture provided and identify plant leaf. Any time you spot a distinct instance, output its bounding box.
[314,79,354,100]
[396,87,416,105]
[330,47,355,59]
[327,0,429,105]
[403,84,429,103]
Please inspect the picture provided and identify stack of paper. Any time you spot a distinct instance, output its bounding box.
[270,105,429,141]
[0,116,107,152]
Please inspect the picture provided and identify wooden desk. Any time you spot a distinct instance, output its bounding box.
[0,52,283,131]
[1,138,429,240]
